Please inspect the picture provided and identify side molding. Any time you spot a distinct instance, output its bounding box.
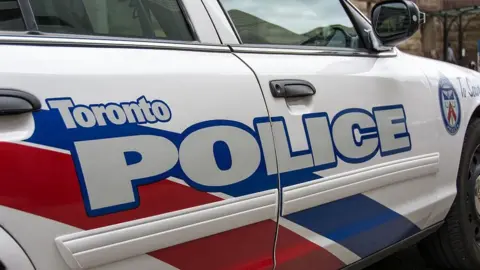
[283,153,440,215]
[55,189,278,269]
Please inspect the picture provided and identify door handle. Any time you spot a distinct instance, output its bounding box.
[270,80,316,98]
[0,89,41,115]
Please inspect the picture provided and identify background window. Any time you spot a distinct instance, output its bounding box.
[220,0,360,49]
[0,0,25,31]
[29,0,194,41]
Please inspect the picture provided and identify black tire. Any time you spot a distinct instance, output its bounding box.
[419,118,480,269]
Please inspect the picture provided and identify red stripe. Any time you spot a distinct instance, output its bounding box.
[0,142,221,230]
[275,226,345,270]
[0,142,280,269]
[0,142,342,269]
[150,220,276,270]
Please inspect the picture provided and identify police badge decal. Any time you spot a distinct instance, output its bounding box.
[439,75,461,135]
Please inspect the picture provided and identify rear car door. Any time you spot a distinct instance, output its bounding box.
[0,1,279,269]
[206,0,440,268]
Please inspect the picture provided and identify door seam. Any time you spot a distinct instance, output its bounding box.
[231,52,282,269]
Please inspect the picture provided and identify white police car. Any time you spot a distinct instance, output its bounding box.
[1,0,480,269]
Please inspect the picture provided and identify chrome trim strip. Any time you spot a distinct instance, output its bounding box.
[231,45,396,57]
[0,35,230,52]
[282,153,440,216]
[55,189,278,269]
[232,46,327,55]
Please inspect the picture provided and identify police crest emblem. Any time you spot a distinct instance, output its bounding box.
[439,75,461,135]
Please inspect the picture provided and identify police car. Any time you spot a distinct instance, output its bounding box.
[1,0,480,269]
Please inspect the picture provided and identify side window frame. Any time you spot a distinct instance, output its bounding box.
[340,0,368,50]
[216,0,364,50]
[215,0,242,46]
[0,0,222,45]
[213,0,396,57]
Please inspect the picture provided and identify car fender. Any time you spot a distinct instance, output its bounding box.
[406,51,480,225]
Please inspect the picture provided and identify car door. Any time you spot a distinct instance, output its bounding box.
[205,0,440,268]
[0,1,280,270]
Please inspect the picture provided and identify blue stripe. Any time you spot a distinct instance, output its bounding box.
[284,194,420,258]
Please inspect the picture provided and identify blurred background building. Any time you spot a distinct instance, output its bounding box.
[353,0,480,68]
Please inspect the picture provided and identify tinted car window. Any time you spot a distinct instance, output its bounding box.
[30,0,194,41]
[220,0,360,49]
[0,0,25,31]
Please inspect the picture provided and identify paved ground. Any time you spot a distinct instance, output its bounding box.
[365,245,437,270]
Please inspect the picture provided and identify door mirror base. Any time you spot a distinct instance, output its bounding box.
[367,29,394,53]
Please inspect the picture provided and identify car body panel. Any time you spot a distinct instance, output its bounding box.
[409,54,480,228]
[229,47,440,267]
[1,0,480,269]
[0,41,279,270]
[0,226,34,270]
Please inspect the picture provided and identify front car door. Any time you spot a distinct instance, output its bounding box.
[0,1,280,269]
[205,0,440,268]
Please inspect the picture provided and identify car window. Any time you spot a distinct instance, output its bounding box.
[29,0,194,41]
[0,0,25,31]
[219,0,360,49]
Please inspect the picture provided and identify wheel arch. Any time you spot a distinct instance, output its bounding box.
[0,226,35,270]
[468,104,480,126]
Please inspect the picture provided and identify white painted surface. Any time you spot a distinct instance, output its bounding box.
[0,206,179,270]
[0,226,35,270]
[0,37,277,269]
[182,0,222,44]
[201,0,239,44]
[283,154,439,216]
